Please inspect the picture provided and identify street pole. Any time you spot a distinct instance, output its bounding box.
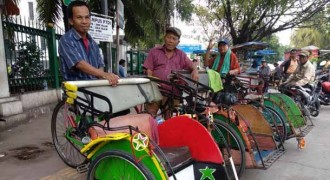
[101,0,112,73]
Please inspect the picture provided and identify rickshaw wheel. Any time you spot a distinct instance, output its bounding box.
[51,100,87,168]
[264,106,287,145]
[87,150,155,180]
[199,118,246,178]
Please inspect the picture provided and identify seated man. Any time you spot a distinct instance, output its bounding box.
[282,50,315,87]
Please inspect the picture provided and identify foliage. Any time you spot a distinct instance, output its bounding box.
[262,35,289,62]
[206,0,329,45]
[290,4,330,49]
[36,0,194,49]
[189,5,230,47]
[11,37,44,78]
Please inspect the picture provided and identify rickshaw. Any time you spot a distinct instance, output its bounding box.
[51,78,232,179]
[149,71,285,174]
[221,71,313,149]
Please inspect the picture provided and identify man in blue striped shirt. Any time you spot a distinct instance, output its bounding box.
[59,1,119,85]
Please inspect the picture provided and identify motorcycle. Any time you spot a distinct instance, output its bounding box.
[279,82,321,117]
[318,60,330,105]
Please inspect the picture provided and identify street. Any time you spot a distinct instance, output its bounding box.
[0,104,330,180]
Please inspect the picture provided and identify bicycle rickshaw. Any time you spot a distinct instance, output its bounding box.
[149,71,287,176]
[223,71,313,149]
[52,78,232,179]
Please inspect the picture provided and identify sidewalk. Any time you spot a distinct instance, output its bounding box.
[1,104,330,179]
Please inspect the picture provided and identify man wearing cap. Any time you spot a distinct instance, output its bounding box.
[204,39,240,76]
[259,59,271,93]
[280,49,299,81]
[143,27,199,118]
[282,50,315,87]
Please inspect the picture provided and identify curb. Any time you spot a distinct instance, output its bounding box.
[0,102,58,132]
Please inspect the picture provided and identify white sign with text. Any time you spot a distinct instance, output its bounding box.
[89,15,113,42]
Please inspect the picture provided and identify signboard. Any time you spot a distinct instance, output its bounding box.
[177,44,202,53]
[117,0,125,29]
[89,15,113,42]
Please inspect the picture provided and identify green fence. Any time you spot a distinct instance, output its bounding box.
[2,16,63,94]
[126,50,147,76]
[2,16,147,94]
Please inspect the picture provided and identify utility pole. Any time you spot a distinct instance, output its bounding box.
[101,0,112,73]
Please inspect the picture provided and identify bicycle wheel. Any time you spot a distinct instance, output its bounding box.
[87,150,155,180]
[264,106,287,144]
[51,100,87,168]
[200,118,246,179]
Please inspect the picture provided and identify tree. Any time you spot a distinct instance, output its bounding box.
[206,0,329,45]
[290,4,330,49]
[36,0,194,49]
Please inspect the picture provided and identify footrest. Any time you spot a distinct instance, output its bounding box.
[299,124,313,137]
[256,149,285,169]
[76,163,89,174]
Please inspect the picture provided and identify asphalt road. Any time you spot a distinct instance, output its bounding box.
[0,105,330,180]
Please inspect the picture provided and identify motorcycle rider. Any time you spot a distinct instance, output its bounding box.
[282,50,315,87]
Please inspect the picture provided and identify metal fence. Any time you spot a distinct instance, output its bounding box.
[2,16,147,94]
[2,15,63,94]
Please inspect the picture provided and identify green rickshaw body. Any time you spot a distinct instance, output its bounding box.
[265,93,306,128]
[85,135,167,180]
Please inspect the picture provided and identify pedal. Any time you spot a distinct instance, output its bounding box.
[76,163,89,173]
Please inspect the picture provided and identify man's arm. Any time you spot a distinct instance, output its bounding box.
[76,61,119,85]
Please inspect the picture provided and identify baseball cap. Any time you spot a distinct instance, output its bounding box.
[217,39,229,45]
[290,48,297,53]
[166,27,181,38]
[298,50,310,57]
[261,59,267,62]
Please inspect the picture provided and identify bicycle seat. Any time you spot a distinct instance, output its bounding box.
[88,113,159,143]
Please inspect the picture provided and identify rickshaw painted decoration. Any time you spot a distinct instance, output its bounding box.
[131,133,149,151]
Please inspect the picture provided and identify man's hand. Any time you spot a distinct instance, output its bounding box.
[191,69,199,81]
[103,73,119,86]
[207,39,214,51]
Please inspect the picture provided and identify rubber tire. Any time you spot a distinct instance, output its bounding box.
[264,106,287,144]
[87,150,155,180]
[51,100,87,168]
[200,118,246,179]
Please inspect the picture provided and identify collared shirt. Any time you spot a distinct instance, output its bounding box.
[143,46,193,81]
[206,52,240,73]
[287,60,315,86]
[58,28,104,81]
[259,65,270,77]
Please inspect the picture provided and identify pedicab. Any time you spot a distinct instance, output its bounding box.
[51,78,231,179]
[223,72,313,149]
[150,71,285,174]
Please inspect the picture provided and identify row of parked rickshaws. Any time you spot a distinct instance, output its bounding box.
[51,68,314,179]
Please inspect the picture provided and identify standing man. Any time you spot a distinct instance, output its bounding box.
[58,1,119,85]
[204,39,240,76]
[143,27,199,118]
[282,50,315,87]
[281,49,299,81]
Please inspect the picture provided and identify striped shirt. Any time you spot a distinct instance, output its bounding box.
[58,28,104,81]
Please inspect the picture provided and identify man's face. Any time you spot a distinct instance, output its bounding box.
[69,6,91,37]
[164,33,180,51]
[299,55,308,64]
[290,51,297,59]
[218,43,229,54]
